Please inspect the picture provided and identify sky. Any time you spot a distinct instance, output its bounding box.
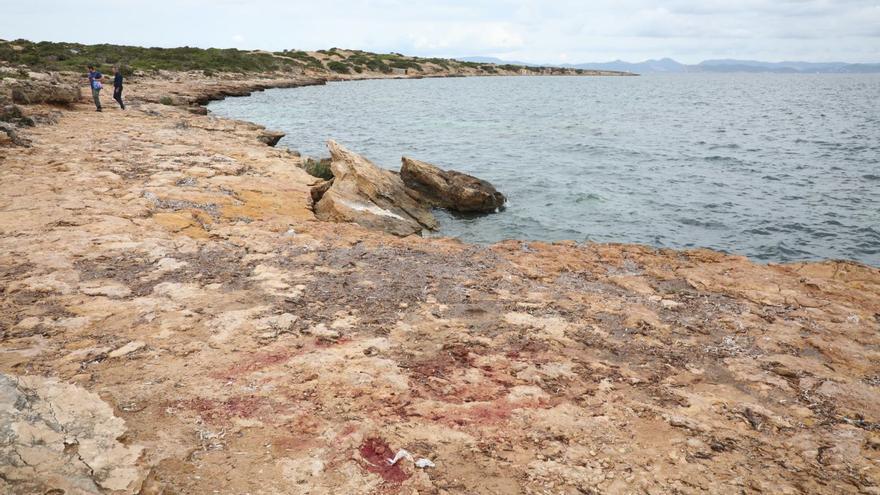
[2,0,879,64]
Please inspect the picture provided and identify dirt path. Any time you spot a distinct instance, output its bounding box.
[0,78,878,494]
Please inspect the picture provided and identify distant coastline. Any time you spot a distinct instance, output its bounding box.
[460,56,880,74]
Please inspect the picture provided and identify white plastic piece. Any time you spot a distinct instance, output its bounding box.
[415,458,435,468]
[387,449,414,465]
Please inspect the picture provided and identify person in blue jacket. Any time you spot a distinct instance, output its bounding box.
[112,66,125,110]
[87,65,103,112]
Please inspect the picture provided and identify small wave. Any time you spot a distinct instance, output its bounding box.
[857,226,880,239]
[574,193,603,203]
[678,217,726,229]
[753,241,813,262]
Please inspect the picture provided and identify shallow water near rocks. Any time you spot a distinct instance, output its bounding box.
[209,74,880,266]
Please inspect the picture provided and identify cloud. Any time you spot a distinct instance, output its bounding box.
[408,22,524,52]
[1,0,878,63]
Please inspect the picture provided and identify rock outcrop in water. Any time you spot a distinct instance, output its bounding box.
[257,129,285,147]
[401,156,507,213]
[312,141,438,236]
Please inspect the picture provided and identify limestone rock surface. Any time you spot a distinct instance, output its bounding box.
[0,374,146,494]
[11,80,81,105]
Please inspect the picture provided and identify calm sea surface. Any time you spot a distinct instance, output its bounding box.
[209,74,880,266]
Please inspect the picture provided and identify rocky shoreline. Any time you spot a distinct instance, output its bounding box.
[1,73,879,494]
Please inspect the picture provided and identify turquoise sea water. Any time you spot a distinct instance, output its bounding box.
[209,74,880,266]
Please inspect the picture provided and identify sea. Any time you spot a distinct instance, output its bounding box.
[208,74,880,266]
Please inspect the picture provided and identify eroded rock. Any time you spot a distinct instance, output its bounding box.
[313,141,437,236]
[401,156,506,213]
[11,80,81,106]
[257,129,285,147]
[0,373,146,494]
[0,122,31,147]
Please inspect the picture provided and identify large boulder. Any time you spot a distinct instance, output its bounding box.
[401,157,506,213]
[11,80,81,105]
[312,141,437,236]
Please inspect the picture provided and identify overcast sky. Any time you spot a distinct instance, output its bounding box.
[2,0,879,63]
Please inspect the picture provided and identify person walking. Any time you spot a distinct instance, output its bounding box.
[87,65,103,112]
[112,66,125,110]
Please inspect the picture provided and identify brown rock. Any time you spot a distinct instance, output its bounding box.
[401,157,506,213]
[313,141,437,236]
[310,178,334,203]
[0,122,30,147]
[11,80,81,105]
[257,129,285,147]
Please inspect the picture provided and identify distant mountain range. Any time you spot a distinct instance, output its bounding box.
[459,56,880,74]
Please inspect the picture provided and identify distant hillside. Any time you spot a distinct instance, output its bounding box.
[0,39,633,77]
[457,56,542,67]
[569,58,880,73]
[694,59,880,74]
[568,58,687,73]
[464,55,880,74]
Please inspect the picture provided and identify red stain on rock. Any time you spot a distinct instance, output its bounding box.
[178,395,270,423]
[358,437,410,484]
[222,395,265,418]
[212,350,293,380]
[428,398,548,427]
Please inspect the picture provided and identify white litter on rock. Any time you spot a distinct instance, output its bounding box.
[387,449,435,469]
[387,449,414,465]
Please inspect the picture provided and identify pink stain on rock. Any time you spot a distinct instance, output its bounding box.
[358,437,411,484]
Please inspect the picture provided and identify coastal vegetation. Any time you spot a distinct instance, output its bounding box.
[301,157,334,180]
[0,39,621,77]
[0,39,302,73]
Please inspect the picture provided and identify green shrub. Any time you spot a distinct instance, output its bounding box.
[326,61,350,74]
[159,96,173,105]
[302,158,333,180]
[422,58,450,69]
[366,59,391,73]
[284,50,323,69]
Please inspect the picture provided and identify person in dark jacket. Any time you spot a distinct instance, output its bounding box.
[112,66,125,110]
